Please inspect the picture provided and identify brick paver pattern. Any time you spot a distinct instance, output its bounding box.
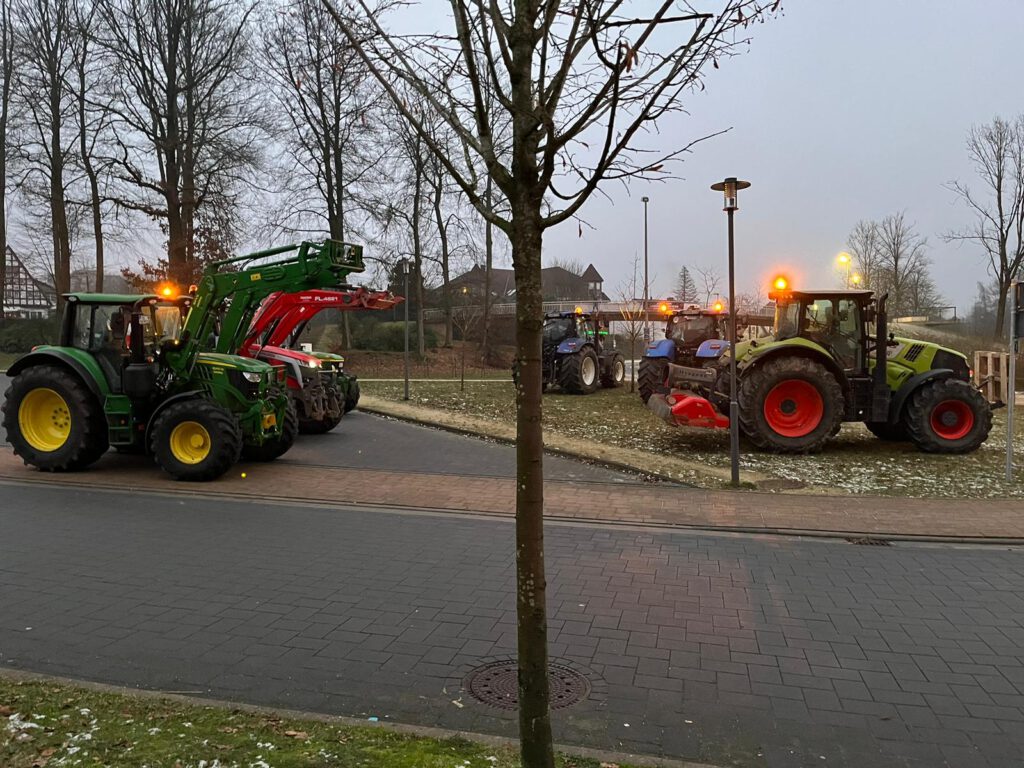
[2,483,1024,767]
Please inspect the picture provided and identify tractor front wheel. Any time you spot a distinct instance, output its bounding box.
[2,365,108,471]
[150,399,241,481]
[242,398,299,461]
[558,349,599,394]
[637,357,669,403]
[299,385,344,435]
[904,378,992,454]
[738,357,844,454]
[343,377,360,413]
[601,354,626,388]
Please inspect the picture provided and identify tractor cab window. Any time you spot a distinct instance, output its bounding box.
[833,299,863,370]
[543,318,573,344]
[670,315,716,343]
[149,305,183,344]
[73,304,126,353]
[774,302,802,340]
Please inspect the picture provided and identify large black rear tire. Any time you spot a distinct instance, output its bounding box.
[637,357,669,403]
[150,399,241,481]
[2,364,108,471]
[738,357,844,454]
[904,378,992,454]
[558,348,599,394]
[243,398,299,461]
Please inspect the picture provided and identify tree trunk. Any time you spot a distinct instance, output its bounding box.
[49,68,71,308]
[432,176,453,347]
[995,279,1009,340]
[509,201,554,768]
[482,175,493,362]
[411,154,426,356]
[78,60,104,292]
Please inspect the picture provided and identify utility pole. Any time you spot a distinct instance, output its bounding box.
[402,259,411,400]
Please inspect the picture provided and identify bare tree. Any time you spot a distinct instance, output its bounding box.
[260,0,384,242]
[696,265,722,306]
[97,0,260,282]
[876,212,929,316]
[451,285,482,390]
[0,0,13,316]
[945,116,1024,338]
[846,219,883,290]
[617,255,645,392]
[320,3,779,764]
[14,0,77,307]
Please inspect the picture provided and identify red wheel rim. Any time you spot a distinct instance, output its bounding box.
[929,399,974,441]
[763,379,825,438]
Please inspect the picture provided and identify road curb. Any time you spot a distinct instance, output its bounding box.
[0,667,718,768]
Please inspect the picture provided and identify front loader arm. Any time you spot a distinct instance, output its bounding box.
[171,240,365,370]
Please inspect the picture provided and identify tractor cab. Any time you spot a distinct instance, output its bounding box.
[531,310,623,393]
[769,289,875,372]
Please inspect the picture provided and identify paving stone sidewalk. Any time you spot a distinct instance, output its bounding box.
[3,483,1024,767]
[3,447,1023,539]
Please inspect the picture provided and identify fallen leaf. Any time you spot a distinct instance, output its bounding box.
[217,726,239,734]
[0,705,13,717]
[284,730,308,739]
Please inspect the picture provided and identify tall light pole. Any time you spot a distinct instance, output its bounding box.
[710,177,750,487]
[837,251,852,288]
[642,196,650,343]
[400,258,411,401]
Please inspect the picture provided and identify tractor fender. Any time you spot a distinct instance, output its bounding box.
[643,339,676,359]
[556,337,591,355]
[144,391,205,452]
[696,339,729,359]
[6,348,111,403]
[889,369,956,421]
[739,344,849,390]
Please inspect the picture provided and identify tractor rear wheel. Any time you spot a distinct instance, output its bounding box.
[738,357,844,454]
[299,385,343,435]
[559,349,599,394]
[243,398,299,461]
[864,420,908,441]
[150,399,241,481]
[2,365,108,471]
[637,357,669,403]
[601,354,626,388]
[904,378,992,454]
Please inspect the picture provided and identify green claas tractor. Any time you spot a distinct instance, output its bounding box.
[1,239,365,480]
[647,285,993,454]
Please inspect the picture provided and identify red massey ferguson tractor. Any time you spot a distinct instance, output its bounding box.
[239,287,401,433]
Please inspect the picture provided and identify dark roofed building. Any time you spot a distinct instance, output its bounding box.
[446,262,608,303]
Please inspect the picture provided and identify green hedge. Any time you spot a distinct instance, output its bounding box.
[352,321,438,352]
[0,318,59,353]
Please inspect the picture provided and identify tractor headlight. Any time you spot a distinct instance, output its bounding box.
[306,359,321,369]
[243,371,262,383]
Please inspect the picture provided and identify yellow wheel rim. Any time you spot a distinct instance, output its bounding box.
[18,388,72,453]
[169,421,212,465]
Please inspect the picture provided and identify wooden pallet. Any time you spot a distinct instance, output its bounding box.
[974,351,1010,404]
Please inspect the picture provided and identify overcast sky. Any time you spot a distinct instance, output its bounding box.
[530,0,1024,311]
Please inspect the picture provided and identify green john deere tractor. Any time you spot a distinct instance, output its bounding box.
[1,292,287,480]
[647,286,993,454]
[1,239,365,480]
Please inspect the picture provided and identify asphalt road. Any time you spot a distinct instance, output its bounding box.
[0,373,638,483]
[2,480,1024,767]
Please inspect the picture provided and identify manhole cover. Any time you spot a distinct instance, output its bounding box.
[464,660,590,710]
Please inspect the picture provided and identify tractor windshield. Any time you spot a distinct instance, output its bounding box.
[669,315,716,342]
[543,318,574,344]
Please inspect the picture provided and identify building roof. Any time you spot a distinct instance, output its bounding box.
[446,263,609,302]
[580,264,603,283]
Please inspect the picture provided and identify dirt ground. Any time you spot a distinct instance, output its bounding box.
[362,379,1024,498]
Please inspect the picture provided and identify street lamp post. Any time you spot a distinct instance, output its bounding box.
[642,196,650,343]
[400,258,411,401]
[837,252,852,288]
[710,177,750,487]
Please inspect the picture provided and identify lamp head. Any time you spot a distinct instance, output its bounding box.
[710,177,750,211]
